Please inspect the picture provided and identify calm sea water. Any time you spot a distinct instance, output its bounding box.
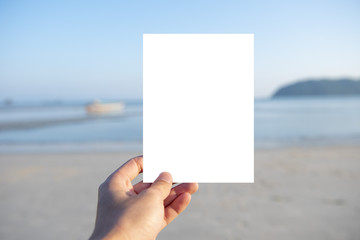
[0,97,359,152]
[255,97,360,148]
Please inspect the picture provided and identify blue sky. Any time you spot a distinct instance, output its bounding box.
[0,0,359,100]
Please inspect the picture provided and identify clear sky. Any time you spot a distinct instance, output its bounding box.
[0,0,359,100]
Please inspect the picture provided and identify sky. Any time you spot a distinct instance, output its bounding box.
[0,0,359,100]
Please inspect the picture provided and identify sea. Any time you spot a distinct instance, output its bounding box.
[0,97,359,153]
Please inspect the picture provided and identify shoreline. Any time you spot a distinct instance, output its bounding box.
[1,141,360,154]
[0,141,143,154]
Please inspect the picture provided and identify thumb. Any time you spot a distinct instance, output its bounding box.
[149,172,173,200]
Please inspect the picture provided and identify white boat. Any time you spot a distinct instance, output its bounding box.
[86,100,125,114]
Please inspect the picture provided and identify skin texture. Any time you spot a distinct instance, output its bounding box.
[89,156,199,240]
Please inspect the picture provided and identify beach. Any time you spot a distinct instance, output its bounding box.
[2,1,360,239]
[1,145,359,240]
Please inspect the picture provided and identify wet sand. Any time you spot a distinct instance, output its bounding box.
[0,145,359,240]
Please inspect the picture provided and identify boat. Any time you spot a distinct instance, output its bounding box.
[86,100,125,114]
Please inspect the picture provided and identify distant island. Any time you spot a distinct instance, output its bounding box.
[272,78,360,98]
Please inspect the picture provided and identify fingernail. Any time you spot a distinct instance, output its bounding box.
[157,172,172,183]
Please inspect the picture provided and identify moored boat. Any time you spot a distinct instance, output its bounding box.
[86,100,125,114]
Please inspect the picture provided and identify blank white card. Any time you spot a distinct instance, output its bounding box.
[143,34,254,183]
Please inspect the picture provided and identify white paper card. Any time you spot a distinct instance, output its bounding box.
[143,34,254,183]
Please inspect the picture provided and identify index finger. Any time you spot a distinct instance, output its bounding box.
[110,155,143,182]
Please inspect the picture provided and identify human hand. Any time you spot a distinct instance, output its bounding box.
[89,156,199,240]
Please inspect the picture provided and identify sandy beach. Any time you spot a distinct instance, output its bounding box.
[0,145,359,240]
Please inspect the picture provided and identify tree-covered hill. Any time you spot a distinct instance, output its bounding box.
[272,79,360,98]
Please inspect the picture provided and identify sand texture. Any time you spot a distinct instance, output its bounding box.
[0,146,359,240]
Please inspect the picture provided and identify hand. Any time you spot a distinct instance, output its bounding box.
[89,156,199,240]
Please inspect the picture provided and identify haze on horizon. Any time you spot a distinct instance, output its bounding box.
[0,0,359,101]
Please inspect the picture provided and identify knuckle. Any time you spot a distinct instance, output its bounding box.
[98,180,111,193]
[98,182,106,193]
